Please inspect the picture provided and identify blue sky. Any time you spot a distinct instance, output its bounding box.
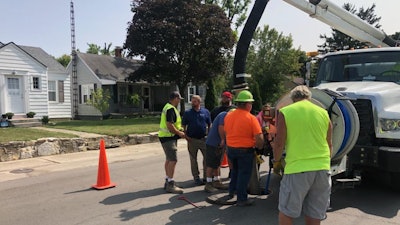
[1,0,398,57]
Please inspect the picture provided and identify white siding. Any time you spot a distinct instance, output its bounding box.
[0,45,46,73]
[25,73,49,118]
[48,72,72,118]
[0,44,48,116]
[69,56,102,116]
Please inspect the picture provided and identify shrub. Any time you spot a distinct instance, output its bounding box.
[26,111,36,118]
[41,116,49,125]
[5,112,14,119]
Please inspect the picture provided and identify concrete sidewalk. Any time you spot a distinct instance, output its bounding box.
[0,138,183,183]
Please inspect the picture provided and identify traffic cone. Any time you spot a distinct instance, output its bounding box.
[220,152,229,168]
[92,139,116,190]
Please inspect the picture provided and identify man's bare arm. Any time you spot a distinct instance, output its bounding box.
[326,120,333,158]
[273,112,286,161]
[255,133,264,150]
[167,122,185,138]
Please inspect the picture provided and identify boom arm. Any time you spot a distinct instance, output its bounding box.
[232,0,396,90]
[283,0,397,47]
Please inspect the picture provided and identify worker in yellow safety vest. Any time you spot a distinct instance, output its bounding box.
[159,91,186,194]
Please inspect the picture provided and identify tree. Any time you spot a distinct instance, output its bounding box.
[204,0,252,31]
[247,25,305,104]
[125,0,235,112]
[100,42,113,55]
[390,32,400,45]
[86,43,101,54]
[56,54,71,67]
[86,88,111,115]
[249,80,262,113]
[204,79,218,111]
[319,3,381,51]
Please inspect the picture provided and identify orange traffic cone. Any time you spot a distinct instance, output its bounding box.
[220,152,229,168]
[92,139,116,190]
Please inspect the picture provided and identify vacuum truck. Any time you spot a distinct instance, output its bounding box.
[234,0,400,190]
[280,0,400,189]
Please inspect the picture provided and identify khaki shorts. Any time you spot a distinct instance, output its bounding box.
[279,170,331,220]
[161,139,178,161]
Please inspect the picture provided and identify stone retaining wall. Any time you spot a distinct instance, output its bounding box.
[0,133,159,162]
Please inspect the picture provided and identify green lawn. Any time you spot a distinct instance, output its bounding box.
[0,117,160,143]
[49,116,160,136]
[0,127,77,143]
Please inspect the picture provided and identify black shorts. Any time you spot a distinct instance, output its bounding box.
[206,144,223,169]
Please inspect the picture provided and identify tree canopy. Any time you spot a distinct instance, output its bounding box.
[247,25,305,105]
[86,43,101,54]
[125,0,235,111]
[86,43,114,55]
[319,3,381,51]
[56,54,71,68]
[204,0,251,31]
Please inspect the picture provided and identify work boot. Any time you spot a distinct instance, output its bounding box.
[236,198,255,207]
[212,180,228,190]
[194,177,205,186]
[204,182,218,193]
[166,181,184,194]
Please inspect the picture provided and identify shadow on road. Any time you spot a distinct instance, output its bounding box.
[100,188,165,205]
[329,182,400,219]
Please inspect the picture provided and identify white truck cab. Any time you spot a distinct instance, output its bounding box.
[313,47,400,189]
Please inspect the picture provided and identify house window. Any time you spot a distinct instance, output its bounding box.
[7,78,19,90]
[118,85,127,104]
[32,77,40,90]
[48,80,65,102]
[48,81,56,101]
[81,84,94,103]
[187,85,196,103]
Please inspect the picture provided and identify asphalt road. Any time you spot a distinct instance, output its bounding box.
[0,140,399,225]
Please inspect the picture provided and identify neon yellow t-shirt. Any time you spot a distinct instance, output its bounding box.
[280,100,330,174]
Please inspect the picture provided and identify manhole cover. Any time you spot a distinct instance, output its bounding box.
[10,168,34,174]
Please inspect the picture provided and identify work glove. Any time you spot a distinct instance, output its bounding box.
[272,159,284,176]
[255,152,265,164]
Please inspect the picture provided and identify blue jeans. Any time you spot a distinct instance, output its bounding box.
[227,147,254,202]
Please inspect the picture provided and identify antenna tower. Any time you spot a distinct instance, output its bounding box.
[70,0,78,119]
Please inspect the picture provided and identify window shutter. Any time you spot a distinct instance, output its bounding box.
[58,81,64,102]
[79,85,82,104]
[113,85,118,103]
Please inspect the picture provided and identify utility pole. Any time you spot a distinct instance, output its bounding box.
[70,0,78,119]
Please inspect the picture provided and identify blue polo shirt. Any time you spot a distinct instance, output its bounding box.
[206,111,227,147]
[182,107,211,139]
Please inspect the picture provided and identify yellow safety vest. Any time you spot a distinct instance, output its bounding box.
[158,103,182,137]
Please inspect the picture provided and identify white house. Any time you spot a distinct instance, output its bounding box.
[0,42,71,119]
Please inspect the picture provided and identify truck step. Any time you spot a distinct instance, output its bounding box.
[335,178,361,189]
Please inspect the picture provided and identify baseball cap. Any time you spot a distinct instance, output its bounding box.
[169,91,184,100]
[221,91,232,99]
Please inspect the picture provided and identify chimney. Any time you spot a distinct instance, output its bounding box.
[115,46,123,58]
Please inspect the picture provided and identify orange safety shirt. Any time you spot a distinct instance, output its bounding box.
[224,108,262,148]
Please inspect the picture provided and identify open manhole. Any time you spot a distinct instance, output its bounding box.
[10,168,34,174]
